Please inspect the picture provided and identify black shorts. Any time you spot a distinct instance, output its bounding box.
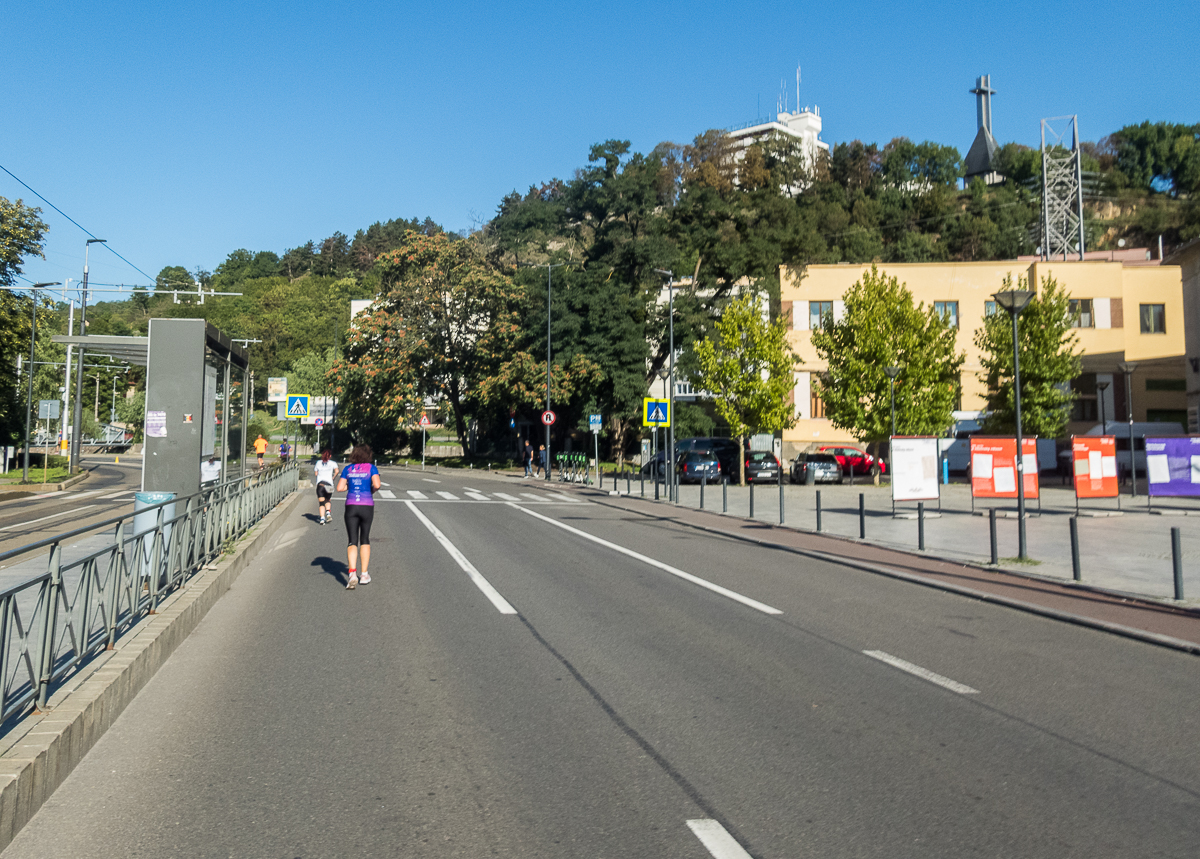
[316,483,333,501]
[344,504,374,546]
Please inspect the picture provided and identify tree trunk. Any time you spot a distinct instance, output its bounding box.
[737,436,746,486]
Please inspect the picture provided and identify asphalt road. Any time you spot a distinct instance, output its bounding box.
[0,455,142,556]
[5,468,1199,858]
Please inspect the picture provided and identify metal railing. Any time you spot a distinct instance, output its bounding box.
[0,462,299,726]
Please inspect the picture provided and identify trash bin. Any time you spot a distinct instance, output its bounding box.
[134,491,176,576]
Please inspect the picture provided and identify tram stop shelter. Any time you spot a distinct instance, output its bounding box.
[54,319,251,497]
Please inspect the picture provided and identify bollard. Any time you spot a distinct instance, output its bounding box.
[816,490,822,532]
[627,470,631,496]
[1070,517,1081,581]
[654,469,660,501]
[700,477,705,510]
[779,472,785,525]
[722,479,728,513]
[1172,527,1185,600]
[858,493,865,539]
[989,508,998,565]
[749,482,755,519]
[640,467,644,497]
[918,502,925,550]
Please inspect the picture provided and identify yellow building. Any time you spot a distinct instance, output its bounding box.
[779,258,1186,457]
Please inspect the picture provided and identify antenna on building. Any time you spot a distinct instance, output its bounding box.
[1040,115,1086,261]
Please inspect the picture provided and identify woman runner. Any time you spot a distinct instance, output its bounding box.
[312,449,338,524]
[336,444,380,589]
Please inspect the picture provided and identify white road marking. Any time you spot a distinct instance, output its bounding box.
[461,486,476,491]
[380,481,391,487]
[519,493,545,500]
[687,819,754,859]
[100,491,133,500]
[0,505,98,532]
[436,491,460,500]
[404,501,516,614]
[377,489,397,499]
[69,490,107,500]
[512,505,782,616]
[494,492,521,501]
[862,650,979,695]
[406,491,428,500]
[544,492,580,503]
[465,492,489,501]
[422,478,440,483]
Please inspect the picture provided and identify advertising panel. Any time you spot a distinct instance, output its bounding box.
[970,436,1039,500]
[1071,435,1118,499]
[1145,436,1200,497]
[267,377,288,403]
[890,436,940,502]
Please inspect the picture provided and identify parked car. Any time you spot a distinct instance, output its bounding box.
[677,450,722,484]
[676,437,740,479]
[817,444,887,476]
[790,452,842,484]
[744,451,781,483]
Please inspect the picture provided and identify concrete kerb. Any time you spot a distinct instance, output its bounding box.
[0,484,306,851]
[556,483,1200,658]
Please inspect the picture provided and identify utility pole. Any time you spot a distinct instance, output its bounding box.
[71,239,106,472]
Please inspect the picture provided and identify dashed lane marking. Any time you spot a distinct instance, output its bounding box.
[686,820,754,859]
[862,650,979,695]
[404,500,516,614]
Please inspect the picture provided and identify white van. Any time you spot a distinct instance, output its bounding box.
[1083,422,1186,476]
[941,412,1059,474]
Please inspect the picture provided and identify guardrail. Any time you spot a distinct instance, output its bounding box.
[0,461,299,726]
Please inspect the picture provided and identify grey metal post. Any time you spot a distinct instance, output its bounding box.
[700,477,705,509]
[106,519,124,648]
[1172,527,1184,600]
[816,490,822,531]
[722,479,727,513]
[1011,309,1028,560]
[918,502,926,550]
[640,466,644,497]
[35,543,63,710]
[626,469,630,496]
[1120,362,1138,499]
[989,508,998,564]
[779,469,785,524]
[654,466,660,500]
[749,482,755,519]
[859,493,866,539]
[221,354,231,478]
[1070,517,1081,581]
[21,294,36,483]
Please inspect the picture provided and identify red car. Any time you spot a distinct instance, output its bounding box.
[817,444,887,476]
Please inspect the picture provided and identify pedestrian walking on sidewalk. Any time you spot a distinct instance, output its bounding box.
[523,440,533,478]
[336,444,380,589]
[254,434,268,469]
[313,449,338,524]
[536,444,546,477]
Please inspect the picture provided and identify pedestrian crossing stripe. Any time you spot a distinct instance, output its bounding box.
[287,395,309,417]
[642,397,671,427]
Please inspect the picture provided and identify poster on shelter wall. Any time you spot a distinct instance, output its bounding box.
[1071,436,1118,499]
[1145,436,1200,497]
[891,436,940,501]
[146,410,167,438]
[970,436,1039,499]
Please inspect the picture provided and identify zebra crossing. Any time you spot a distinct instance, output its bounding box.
[373,487,582,504]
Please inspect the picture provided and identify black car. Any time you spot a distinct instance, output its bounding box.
[677,437,740,479]
[677,450,722,484]
[744,451,781,483]
[790,452,843,484]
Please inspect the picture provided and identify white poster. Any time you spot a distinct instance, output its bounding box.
[267,377,288,403]
[972,453,993,479]
[993,466,1016,494]
[891,436,941,501]
[1147,454,1171,484]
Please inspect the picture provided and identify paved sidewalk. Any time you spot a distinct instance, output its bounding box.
[589,475,1200,604]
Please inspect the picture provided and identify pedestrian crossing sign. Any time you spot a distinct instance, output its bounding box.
[287,395,309,418]
[642,397,670,427]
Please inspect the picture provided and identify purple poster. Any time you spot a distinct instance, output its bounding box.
[1145,437,1200,497]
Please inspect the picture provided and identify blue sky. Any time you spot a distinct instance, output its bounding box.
[5,0,1197,299]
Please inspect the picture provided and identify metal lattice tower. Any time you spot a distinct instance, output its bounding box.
[1040,116,1086,260]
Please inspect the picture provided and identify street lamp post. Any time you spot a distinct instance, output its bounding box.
[655,270,675,503]
[71,238,106,472]
[1096,380,1109,434]
[994,287,1035,560]
[22,283,60,483]
[1118,361,1138,497]
[520,262,566,482]
[884,366,900,474]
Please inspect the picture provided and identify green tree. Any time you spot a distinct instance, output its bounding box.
[810,266,965,455]
[0,198,49,444]
[693,291,799,484]
[974,274,1082,439]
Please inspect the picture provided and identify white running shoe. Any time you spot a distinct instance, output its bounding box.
[346,572,358,589]
[359,571,371,585]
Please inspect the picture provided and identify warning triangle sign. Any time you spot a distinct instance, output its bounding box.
[289,399,307,416]
[649,403,667,423]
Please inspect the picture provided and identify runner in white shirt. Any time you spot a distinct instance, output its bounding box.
[313,450,339,524]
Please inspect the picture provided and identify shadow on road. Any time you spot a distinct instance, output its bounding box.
[311,555,348,586]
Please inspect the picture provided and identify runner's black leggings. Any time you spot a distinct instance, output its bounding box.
[344,505,374,546]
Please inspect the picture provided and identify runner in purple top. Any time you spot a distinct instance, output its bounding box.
[336,445,381,589]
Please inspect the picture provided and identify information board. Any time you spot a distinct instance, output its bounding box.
[267,377,288,403]
[890,436,940,502]
[300,397,337,425]
[1145,436,1200,497]
[970,436,1039,500]
[1071,435,1118,499]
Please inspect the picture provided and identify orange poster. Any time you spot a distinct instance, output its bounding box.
[1071,435,1118,499]
[970,436,1040,500]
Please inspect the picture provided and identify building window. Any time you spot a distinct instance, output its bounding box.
[1146,378,1186,392]
[810,390,827,419]
[1140,303,1166,334]
[1070,373,1099,422]
[1068,298,1094,328]
[933,301,959,328]
[984,300,997,317]
[809,301,833,330]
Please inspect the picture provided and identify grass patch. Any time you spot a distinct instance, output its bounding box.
[999,556,1042,566]
[0,466,72,485]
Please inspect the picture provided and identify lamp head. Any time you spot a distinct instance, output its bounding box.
[31,282,60,289]
[653,269,674,278]
[86,238,107,245]
[1096,381,1110,391]
[884,366,901,379]
[1118,361,1138,374]
[657,368,669,380]
[992,289,1034,313]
